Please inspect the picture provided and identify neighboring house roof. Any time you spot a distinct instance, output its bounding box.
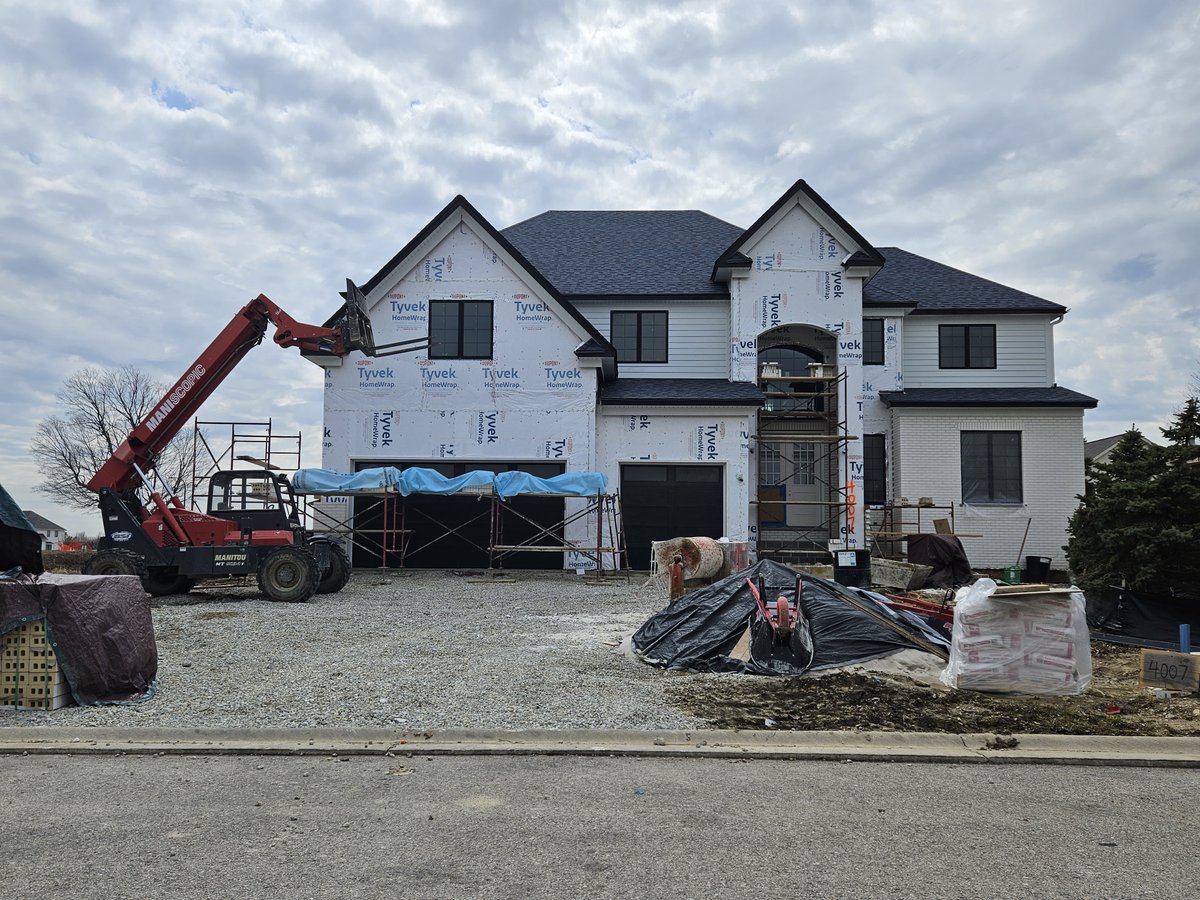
[866,248,1068,315]
[1084,433,1156,463]
[21,510,66,532]
[1083,434,1124,460]
[600,378,765,406]
[502,210,743,298]
[879,387,1098,408]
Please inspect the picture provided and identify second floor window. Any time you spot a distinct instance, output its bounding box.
[611,311,668,363]
[863,319,885,366]
[939,324,996,368]
[429,299,493,359]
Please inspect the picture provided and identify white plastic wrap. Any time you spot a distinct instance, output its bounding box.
[941,578,1092,695]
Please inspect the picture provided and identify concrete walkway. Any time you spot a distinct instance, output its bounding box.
[1,726,1197,767]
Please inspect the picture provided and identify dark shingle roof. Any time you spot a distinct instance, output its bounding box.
[600,378,765,406]
[502,211,743,297]
[866,248,1067,314]
[21,510,66,532]
[1083,435,1124,459]
[880,387,1097,408]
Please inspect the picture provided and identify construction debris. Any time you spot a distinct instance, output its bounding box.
[870,557,932,591]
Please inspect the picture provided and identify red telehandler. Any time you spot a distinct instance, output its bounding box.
[83,282,419,602]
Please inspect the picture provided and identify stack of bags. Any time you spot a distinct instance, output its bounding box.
[941,578,1092,695]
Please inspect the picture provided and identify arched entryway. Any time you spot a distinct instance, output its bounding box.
[755,325,846,563]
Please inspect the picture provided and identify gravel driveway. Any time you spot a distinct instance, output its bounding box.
[2,570,705,730]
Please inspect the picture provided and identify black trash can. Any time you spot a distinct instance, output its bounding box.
[1024,555,1052,583]
[833,549,872,588]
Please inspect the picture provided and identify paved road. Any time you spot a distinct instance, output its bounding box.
[1,753,1192,899]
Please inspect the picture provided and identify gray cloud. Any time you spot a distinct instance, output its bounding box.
[2,0,1198,533]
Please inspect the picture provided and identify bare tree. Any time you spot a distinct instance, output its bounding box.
[30,366,190,510]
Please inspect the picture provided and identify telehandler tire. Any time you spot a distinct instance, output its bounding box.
[313,540,352,594]
[257,546,319,603]
[143,570,195,597]
[83,549,147,579]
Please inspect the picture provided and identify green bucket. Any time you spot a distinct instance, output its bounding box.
[1002,565,1022,585]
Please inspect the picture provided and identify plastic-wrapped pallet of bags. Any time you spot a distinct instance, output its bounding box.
[941,577,1092,695]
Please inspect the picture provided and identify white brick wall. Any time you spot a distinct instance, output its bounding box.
[891,407,1086,569]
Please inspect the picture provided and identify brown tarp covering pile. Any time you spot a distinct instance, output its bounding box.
[0,574,157,705]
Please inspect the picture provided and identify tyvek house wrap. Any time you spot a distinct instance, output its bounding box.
[319,221,600,566]
[596,409,755,552]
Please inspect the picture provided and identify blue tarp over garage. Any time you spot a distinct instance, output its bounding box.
[292,466,607,498]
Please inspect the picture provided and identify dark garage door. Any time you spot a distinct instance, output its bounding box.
[620,464,724,571]
[352,461,565,569]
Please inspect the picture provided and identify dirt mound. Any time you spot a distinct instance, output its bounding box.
[667,645,1200,736]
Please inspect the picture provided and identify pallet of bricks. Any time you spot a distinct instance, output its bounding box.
[941,579,1092,695]
[2,619,72,711]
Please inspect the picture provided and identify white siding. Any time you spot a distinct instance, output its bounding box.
[902,315,1055,387]
[891,406,1086,568]
[576,298,730,378]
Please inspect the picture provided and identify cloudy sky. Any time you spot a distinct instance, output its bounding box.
[2,0,1197,536]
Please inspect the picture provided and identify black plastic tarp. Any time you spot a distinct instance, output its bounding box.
[0,482,43,575]
[633,559,950,675]
[1087,586,1199,649]
[0,573,157,705]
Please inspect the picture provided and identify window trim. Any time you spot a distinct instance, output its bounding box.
[610,310,668,364]
[428,298,494,360]
[938,324,996,369]
[960,430,1023,504]
[863,318,885,366]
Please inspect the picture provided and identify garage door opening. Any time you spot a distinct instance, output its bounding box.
[351,461,566,569]
[620,464,724,570]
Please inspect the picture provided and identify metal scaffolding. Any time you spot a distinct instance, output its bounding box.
[186,418,302,512]
[296,486,629,574]
[752,368,856,562]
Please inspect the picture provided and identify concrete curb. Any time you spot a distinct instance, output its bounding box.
[0,727,1197,767]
